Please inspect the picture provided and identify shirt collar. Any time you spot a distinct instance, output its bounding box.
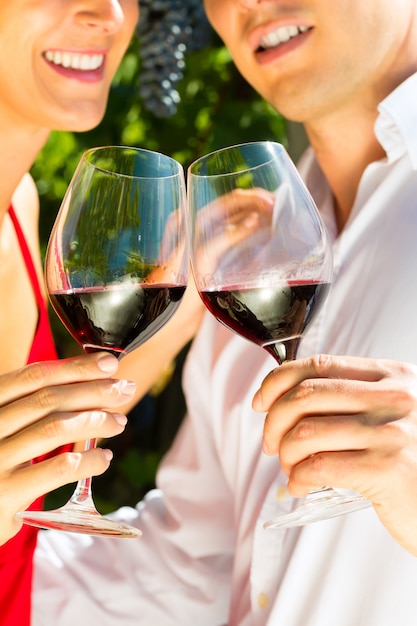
[375,71,417,168]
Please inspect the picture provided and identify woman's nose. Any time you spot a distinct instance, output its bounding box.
[74,0,125,34]
[236,0,263,8]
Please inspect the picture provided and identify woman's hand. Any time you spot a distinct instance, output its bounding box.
[252,355,417,555]
[193,187,274,276]
[0,352,135,544]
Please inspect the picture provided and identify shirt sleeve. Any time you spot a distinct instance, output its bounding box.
[33,315,234,626]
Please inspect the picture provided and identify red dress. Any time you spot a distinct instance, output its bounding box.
[0,206,59,625]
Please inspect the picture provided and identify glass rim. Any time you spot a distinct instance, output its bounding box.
[82,145,184,181]
[188,140,286,178]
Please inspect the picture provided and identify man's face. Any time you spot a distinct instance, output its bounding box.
[204,0,417,124]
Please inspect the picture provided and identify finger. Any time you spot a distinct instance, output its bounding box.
[262,367,417,455]
[286,448,393,498]
[279,414,363,475]
[209,188,273,238]
[253,354,401,413]
[0,378,136,438]
[194,188,274,274]
[10,447,115,513]
[279,409,407,472]
[0,410,127,469]
[0,352,120,407]
[194,211,264,277]
[208,211,261,259]
[261,375,380,455]
[205,188,274,226]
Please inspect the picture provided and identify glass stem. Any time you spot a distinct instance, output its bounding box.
[265,337,301,364]
[67,438,98,512]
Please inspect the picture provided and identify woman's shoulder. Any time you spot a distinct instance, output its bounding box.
[12,173,39,221]
[10,173,41,268]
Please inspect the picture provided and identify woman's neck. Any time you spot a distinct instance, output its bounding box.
[0,122,49,222]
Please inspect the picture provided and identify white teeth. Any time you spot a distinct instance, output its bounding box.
[260,25,310,50]
[44,50,104,71]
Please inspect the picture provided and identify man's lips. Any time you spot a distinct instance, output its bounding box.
[258,24,311,51]
[249,23,313,53]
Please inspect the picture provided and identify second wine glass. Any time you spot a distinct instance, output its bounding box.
[17,146,188,537]
[188,141,371,529]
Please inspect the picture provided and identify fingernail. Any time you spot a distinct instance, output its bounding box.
[112,380,136,396]
[102,448,114,461]
[97,354,119,373]
[114,413,128,426]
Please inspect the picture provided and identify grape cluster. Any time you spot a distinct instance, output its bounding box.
[136,0,214,118]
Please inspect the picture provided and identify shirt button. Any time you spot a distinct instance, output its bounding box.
[275,486,287,501]
[258,593,269,610]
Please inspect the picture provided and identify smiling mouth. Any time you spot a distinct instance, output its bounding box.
[257,25,311,51]
[43,50,104,71]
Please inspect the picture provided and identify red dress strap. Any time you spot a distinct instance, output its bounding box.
[8,205,58,363]
[0,206,58,625]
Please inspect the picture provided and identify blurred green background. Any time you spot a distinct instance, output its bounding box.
[39,33,295,513]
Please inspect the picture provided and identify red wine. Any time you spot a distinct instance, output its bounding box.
[49,283,186,358]
[200,280,330,363]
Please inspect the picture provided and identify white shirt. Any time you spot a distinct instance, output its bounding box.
[33,72,417,626]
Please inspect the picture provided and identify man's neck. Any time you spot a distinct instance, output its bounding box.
[302,44,417,233]
[304,106,385,233]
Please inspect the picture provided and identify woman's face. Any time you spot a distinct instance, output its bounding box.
[0,0,139,132]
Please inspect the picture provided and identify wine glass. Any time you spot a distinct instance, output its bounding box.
[17,146,188,537]
[188,141,370,529]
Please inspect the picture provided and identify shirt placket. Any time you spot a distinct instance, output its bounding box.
[250,475,296,626]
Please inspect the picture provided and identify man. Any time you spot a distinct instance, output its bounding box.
[33,1,417,625]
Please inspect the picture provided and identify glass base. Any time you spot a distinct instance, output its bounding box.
[264,489,372,530]
[16,506,142,538]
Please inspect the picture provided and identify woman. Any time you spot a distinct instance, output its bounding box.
[0,1,202,624]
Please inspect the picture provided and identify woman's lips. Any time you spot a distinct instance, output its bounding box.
[42,50,106,82]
